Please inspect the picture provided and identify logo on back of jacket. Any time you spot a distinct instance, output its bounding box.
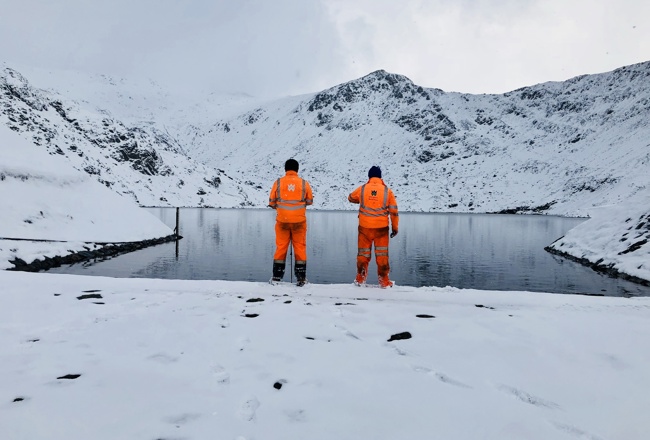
[371,190,377,197]
[288,184,296,192]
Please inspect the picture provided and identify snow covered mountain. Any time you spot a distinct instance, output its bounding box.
[185,63,650,215]
[0,66,259,208]
[2,61,649,216]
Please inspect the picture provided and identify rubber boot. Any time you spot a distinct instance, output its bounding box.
[355,262,368,286]
[379,275,394,288]
[295,263,307,286]
[272,262,285,282]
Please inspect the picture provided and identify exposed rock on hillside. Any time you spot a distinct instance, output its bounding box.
[0,67,254,208]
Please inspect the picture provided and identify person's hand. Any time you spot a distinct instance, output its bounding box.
[390,229,398,238]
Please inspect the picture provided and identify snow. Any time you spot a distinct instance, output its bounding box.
[1,270,649,440]
[0,125,172,269]
[547,191,650,282]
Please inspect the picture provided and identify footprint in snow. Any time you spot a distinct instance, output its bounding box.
[497,384,560,409]
[412,365,473,389]
[163,412,201,427]
[334,324,360,340]
[147,353,179,364]
[212,364,230,384]
[551,421,606,440]
[285,409,306,422]
[238,395,260,422]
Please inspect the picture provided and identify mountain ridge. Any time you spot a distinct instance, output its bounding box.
[2,61,649,216]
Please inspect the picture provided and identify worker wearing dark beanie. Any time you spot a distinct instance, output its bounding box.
[348,165,399,288]
[368,165,382,179]
[268,158,313,286]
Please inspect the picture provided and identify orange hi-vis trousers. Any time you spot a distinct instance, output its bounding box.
[273,221,307,264]
[357,226,390,277]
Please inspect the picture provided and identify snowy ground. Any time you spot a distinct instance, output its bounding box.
[0,124,172,269]
[2,270,649,440]
[547,191,650,283]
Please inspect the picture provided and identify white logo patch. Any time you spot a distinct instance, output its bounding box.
[287,184,296,191]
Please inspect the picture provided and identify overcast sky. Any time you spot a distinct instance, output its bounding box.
[1,0,648,99]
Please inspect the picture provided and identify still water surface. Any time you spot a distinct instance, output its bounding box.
[49,208,650,297]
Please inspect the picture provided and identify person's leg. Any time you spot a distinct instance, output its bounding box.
[272,222,291,280]
[291,222,307,283]
[374,227,392,287]
[356,226,372,284]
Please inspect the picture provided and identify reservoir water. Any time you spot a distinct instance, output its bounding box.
[48,208,650,297]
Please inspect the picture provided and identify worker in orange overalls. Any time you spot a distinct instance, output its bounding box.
[348,166,399,288]
[268,159,314,286]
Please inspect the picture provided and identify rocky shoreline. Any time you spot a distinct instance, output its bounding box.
[7,234,181,272]
[544,245,650,288]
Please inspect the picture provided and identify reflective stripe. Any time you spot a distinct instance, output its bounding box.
[375,246,389,251]
[360,211,387,218]
[363,206,386,213]
[278,205,306,211]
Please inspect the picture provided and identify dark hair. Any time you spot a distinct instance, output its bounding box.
[285,159,299,172]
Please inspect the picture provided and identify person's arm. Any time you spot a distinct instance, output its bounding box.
[348,186,361,204]
[388,189,399,237]
[305,181,314,206]
[268,179,279,209]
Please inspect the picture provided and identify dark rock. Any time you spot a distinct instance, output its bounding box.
[57,374,81,380]
[77,293,103,300]
[475,304,495,310]
[416,314,435,318]
[246,298,264,303]
[387,331,412,341]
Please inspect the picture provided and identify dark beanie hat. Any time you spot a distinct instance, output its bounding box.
[368,166,382,179]
[285,159,299,172]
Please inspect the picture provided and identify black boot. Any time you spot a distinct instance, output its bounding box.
[272,262,285,282]
[295,262,307,286]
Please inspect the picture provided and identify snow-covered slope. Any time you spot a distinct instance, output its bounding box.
[2,61,648,215]
[546,190,650,283]
[0,65,259,208]
[186,63,650,215]
[0,124,173,268]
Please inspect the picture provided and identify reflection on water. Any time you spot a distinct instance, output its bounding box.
[47,208,650,297]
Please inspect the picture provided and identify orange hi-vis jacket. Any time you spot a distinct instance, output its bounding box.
[268,170,314,223]
[348,177,399,230]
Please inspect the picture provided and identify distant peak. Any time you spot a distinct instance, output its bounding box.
[360,69,414,85]
[306,70,431,113]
